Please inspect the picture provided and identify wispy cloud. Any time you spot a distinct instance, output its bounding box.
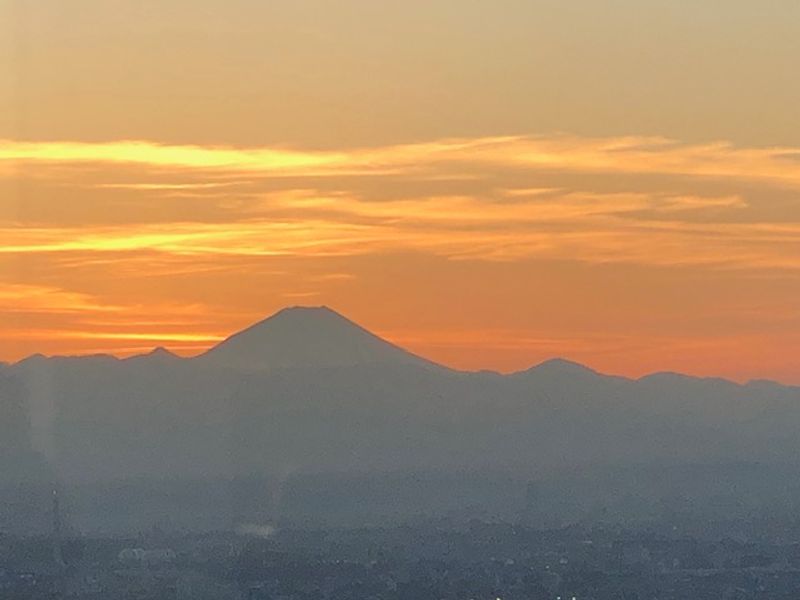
[0,190,794,269]
[0,284,125,314]
[2,133,800,373]
[3,135,800,187]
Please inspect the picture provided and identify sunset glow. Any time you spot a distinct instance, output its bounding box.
[3,0,799,383]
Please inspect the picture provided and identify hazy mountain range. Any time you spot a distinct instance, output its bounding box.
[2,306,800,532]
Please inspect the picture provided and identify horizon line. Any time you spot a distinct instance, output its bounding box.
[4,305,793,389]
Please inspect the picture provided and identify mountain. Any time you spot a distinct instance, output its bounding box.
[125,346,180,364]
[196,305,440,371]
[6,306,800,531]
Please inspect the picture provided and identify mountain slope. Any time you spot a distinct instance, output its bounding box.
[195,306,440,371]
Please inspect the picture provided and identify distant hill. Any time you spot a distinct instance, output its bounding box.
[6,306,800,531]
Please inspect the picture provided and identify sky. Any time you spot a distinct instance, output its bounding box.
[1,0,800,382]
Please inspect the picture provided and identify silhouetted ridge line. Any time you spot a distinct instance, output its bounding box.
[194,305,442,371]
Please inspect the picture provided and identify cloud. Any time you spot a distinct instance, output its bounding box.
[2,329,222,344]
[0,140,346,174]
[2,132,799,372]
[0,189,794,269]
[3,135,800,188]
[0,284,124,314]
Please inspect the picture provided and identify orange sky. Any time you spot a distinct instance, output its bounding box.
[2,1,799,383]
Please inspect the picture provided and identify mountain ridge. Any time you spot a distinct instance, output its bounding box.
[6,305,796,388]
[5,305,800,531]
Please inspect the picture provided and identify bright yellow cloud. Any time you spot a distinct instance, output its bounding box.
[2,135,800,187]
[0,140,345,172]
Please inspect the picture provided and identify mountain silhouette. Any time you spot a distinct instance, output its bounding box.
[196,306,439,371]
[6,306,800,532]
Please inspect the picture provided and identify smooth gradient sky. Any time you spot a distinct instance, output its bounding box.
[2,0,800,382]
